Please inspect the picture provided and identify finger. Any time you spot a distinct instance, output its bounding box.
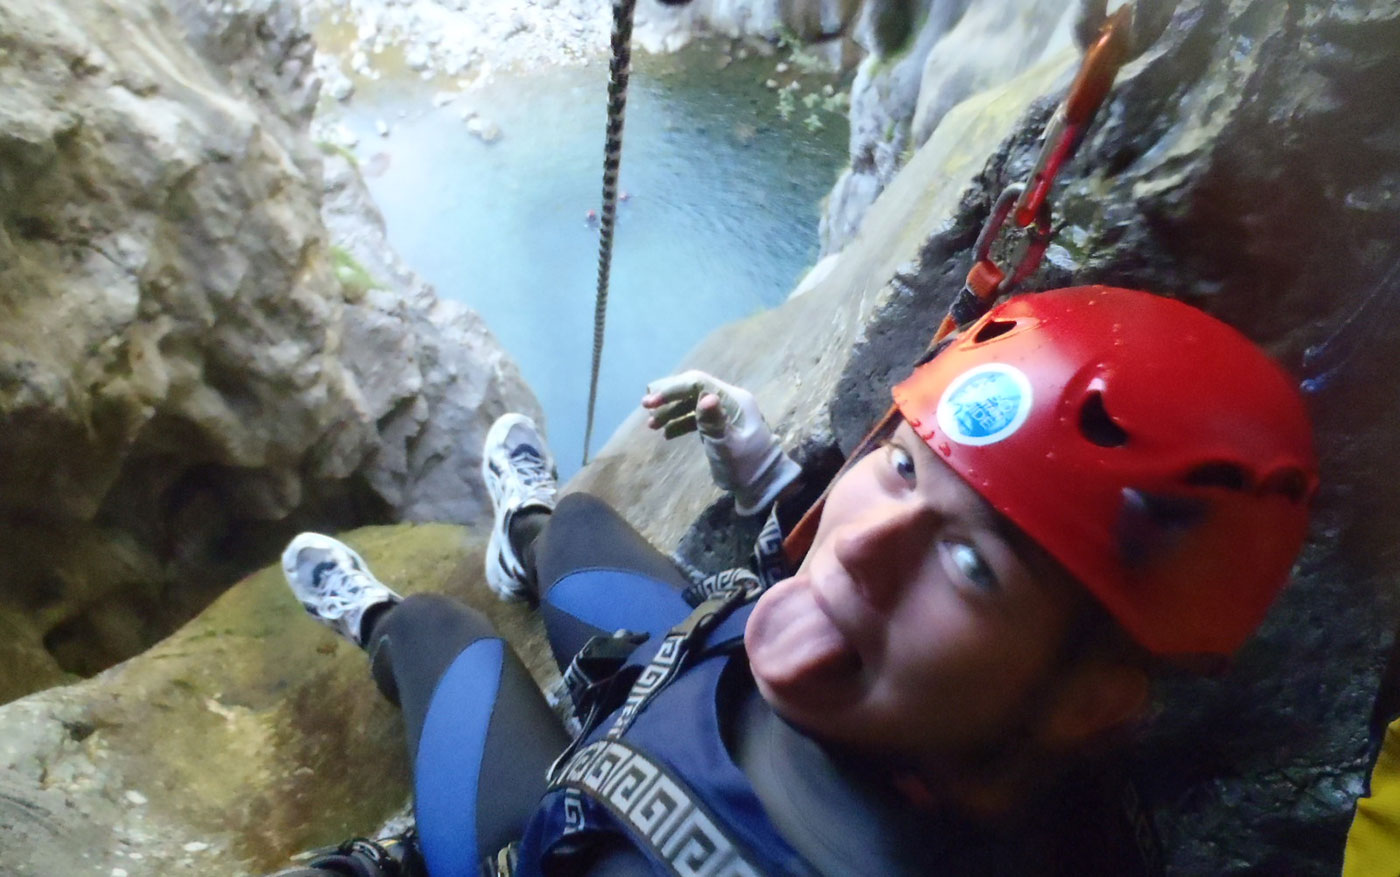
[644,373,707,405]
[663,413,699,440]
[696,393,727,439]
[649,397,698,428]
[641,392,664,409]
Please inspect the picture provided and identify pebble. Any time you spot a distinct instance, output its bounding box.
[775,62,789,73]
[375,119,390,137]
[124,790,147,806]
[405,45,431,71]
[326,77,354,102]
[765,79,778,89]
[182,842,209,853]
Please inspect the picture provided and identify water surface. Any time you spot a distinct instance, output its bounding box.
[326,44,849,474]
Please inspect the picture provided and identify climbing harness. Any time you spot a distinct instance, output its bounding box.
[528,582,791,877]
[783,3,1138,564]
[544,582,755,784]
[581,0,638,465]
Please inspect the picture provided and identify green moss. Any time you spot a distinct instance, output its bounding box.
[330,245,381,300]
[774,26,834,74]
[316,140,359,167]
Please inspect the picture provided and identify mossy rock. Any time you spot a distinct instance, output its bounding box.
[0,523,553,876]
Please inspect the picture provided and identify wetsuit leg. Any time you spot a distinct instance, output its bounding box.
[366,594,568,877]
[531,492,695,666]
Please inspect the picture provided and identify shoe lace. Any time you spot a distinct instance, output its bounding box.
[312,560,346,590]
[510,445,555,492]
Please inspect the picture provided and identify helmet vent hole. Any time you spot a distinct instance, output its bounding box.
[1079,392,1128,447]
[1185,463,1251,492]
[972,319,1018,344]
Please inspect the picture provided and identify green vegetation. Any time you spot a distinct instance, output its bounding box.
[774,28,835,76]
[330,245,381,300]
[769,31,850,130]
[317,140,359,167]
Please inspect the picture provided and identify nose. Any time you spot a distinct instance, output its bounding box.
[829,498,937,611]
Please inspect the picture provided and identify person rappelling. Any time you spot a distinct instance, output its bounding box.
[272,283,1317,877]
[261,3,1327,876]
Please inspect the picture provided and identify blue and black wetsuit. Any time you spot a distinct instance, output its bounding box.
[364,492,721,876]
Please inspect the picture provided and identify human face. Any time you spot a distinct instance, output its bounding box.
[744,420,1078,768]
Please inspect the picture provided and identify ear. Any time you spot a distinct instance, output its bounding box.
[1040,661,1149,749]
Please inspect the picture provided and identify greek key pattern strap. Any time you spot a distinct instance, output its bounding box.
[751,507,789,588]
[553,739,763,877]
[606,631,687,739]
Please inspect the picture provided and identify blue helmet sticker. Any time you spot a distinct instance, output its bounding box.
[936,363,1034,446]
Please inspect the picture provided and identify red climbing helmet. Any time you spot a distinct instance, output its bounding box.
[892,287,1318,657]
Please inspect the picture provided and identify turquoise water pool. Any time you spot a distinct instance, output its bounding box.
[327,43,850,475]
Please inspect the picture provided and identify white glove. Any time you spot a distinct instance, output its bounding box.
[642,370,801,516]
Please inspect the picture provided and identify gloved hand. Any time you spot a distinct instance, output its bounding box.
[642,370,801,516]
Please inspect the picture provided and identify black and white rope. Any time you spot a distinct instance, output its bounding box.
[582,0,638,465]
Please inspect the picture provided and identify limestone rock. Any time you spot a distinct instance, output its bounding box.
[633,0,860,54]
[0,524,554,877]
[578,1,1400,872]
[0,0,539,703]
[819,0,1073,254]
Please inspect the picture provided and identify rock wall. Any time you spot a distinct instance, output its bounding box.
[819,0,1076,254]
[0,0,539,703]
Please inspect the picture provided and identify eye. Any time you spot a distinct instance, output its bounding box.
[940,542,1001,595]
[883,441,917,486]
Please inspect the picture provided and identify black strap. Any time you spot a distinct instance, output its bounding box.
[547,584,753,783]
[605,585,752,739]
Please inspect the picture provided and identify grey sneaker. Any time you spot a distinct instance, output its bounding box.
[482,413,558,602]
[282,533,401,648]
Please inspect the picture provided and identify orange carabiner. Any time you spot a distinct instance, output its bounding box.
[1013,4,1134,228]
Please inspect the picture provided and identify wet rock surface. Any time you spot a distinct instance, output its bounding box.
[0,0,538,702]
